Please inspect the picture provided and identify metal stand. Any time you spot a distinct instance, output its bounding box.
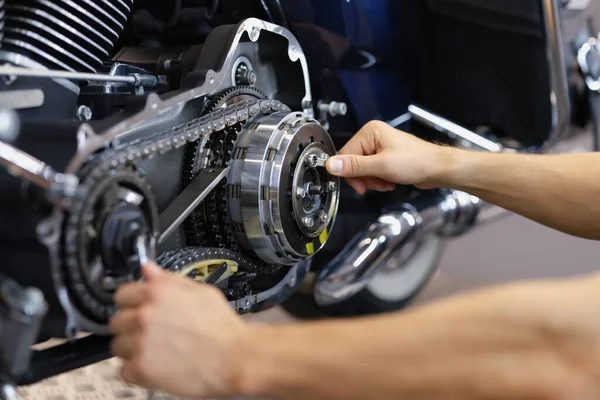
[574,21,600,150]
[0,275,48,400]
[0,384,23,400]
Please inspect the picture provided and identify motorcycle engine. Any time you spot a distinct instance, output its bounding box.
[0,1,339,336]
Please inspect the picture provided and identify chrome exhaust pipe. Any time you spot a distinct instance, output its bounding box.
[313,190,484,306]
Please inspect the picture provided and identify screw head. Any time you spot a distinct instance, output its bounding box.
[301,217,314,228]
[296,187,306,199]
[319,212,328,224]
[247,70,257,85]
[305,154,318,167]
[327,181,337,192]
[76,105,92,121]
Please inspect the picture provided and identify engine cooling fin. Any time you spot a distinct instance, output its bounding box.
[2,0,134,72]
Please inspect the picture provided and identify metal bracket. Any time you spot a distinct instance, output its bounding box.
[408,105,504,153]
[0,65,158,88]
[0,275,47,398]
[158,167,230,244]
[576,35,600,92]
[0,140,79,206]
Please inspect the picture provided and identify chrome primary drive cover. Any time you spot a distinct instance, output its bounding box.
[228,112,340,265]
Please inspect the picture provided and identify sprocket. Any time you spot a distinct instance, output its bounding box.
[62,166,159,322]
[181,86,266,251]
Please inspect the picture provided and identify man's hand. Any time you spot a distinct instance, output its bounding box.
[326,120,453,194]
[106,262,600,400]
[109,262,248,399]
[327,120,600,240]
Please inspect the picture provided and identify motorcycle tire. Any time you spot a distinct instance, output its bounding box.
[282,234,445,319]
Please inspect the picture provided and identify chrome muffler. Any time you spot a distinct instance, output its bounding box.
[313,189,484,306]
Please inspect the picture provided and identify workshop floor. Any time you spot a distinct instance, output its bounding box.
[18,130,600,400]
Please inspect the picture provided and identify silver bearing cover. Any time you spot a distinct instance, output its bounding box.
[228,112,340,265]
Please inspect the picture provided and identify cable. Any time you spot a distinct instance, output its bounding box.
[205,0,220,20]
[166,0,182,27]
[259,0,289,28]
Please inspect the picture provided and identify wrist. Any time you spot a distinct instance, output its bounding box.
[423,145,465,188]
[429,146,484,190]
[228,324,281,398]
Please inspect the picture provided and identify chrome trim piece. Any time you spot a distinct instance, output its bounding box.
[541,0,571,149]
[408,105,504,153]
[0,65,157,87]
[387,112,411,128]
[0,384,22,400]
[576,37,600,91]
[0,53,80,94]
[313,190,483,306]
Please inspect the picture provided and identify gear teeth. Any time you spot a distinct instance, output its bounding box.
[181,86,267,252]
[62,167,158,322]
[58,94,291,325]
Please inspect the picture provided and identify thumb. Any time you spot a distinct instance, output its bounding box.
[141,261,166,281]
[326,154,382,178]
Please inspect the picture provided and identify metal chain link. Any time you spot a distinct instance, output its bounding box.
[61,99,289,318]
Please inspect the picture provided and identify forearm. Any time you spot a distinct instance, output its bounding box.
[235,289,576,400]
[441,150,600,240]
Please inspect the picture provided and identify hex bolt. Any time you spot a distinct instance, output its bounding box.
[163,59,183,72]
[21,287,46,316]
[318,101,348,117]
[51,173,80,199]
[102,277,116,291]
[0,109,20,143]
[301,217,314,228]
[237,67,257,86]
[302,99,313,109]
[305,154,319,167]
[296,187,306,199]
[318,211,328,224]
[76,105,92,121]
